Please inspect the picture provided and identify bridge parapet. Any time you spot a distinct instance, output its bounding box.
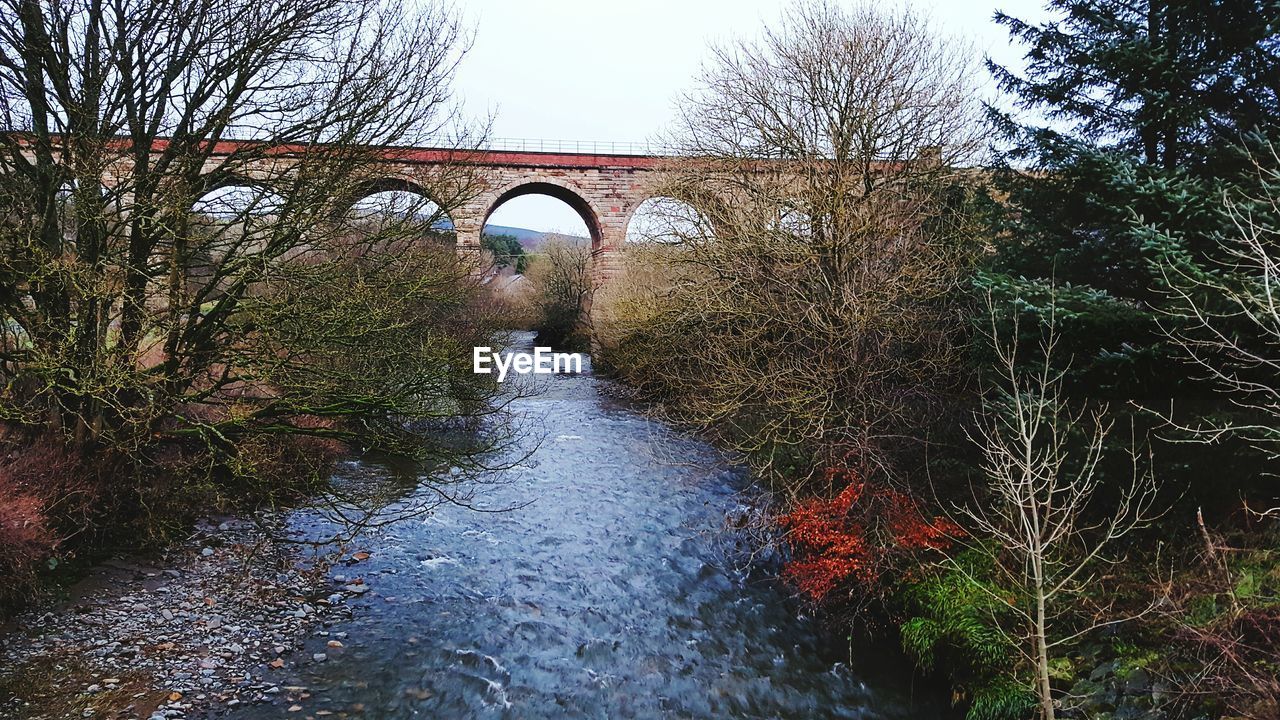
[478,138,677,157]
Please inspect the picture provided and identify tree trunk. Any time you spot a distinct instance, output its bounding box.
[1035,587,1055,720]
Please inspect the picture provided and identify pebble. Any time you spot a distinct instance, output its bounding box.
[0,514,356,719]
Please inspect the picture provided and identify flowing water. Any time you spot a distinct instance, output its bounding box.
[222,335,945,719]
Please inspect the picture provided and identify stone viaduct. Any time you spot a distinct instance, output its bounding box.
[198,140,671,281]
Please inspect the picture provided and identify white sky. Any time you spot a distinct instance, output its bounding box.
[454,0,1049,234]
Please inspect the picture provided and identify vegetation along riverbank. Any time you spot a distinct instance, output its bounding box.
[3,0,1280,718]
[587,2,1280,719]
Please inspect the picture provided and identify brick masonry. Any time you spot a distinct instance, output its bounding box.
[324,148,668,285]
[180,144,666,283]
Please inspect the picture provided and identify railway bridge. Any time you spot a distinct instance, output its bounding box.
[200,138,674,280]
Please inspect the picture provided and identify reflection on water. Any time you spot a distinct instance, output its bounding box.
[221,334,945,719]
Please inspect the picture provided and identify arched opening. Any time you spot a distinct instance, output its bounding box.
[342,179,455,248]
[773,202,813,238]
[481,181,600,285]
[624,196,712,245]
[483,181,600,250]
[481,183,599,326]
[190,182,287,254]
[187,181,289,299]
[193,182,286,219]
[53,181,80,242]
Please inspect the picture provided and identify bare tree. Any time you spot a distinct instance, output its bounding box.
[526,235,592,351]
[0,0,505,517]
[1156,145,1280,517]
[669,0,985,167]
[957,298,1162,720]
[596,0,988,490]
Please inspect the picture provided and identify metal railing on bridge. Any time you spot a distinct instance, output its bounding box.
[479,137,677,156]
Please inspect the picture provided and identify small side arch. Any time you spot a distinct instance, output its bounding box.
[191,172,289,217]
[330,176,453,226]
[198,169,285,196]
[621,191,727,245]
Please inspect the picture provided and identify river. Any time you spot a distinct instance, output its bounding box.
[221,335,945,719]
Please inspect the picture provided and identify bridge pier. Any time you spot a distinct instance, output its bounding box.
[452,210,483,253]
[451,208,485,272]
[592,247,623,287]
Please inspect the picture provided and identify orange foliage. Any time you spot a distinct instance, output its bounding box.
[778,464,963,603]
[0,438,102,609]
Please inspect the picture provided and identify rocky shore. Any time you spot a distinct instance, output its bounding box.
[0,514,367,720]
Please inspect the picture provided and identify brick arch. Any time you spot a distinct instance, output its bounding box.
[479,177,604,248]
[619,191,728,243]
[191,175,289,218]
[201,172,279,194]
[193,171,290,204]
[328,176,454,223]
[172,139,669,268]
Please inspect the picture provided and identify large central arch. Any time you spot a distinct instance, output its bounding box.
[479,178,604,248]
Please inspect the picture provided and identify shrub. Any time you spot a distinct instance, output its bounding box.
[898,551,1034,720]
[777,460,962,611]
[592,2,986,491]
[0,440,104,609]
[0,482,56,607]
[1166,525,1280,718]
[526,236,593,351]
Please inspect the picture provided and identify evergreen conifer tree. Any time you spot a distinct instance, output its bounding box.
[982,0,1280,502]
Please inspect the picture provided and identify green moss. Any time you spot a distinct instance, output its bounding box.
[1184,593,1222,626]
[1114,649,1160,680]
[1228,547,1280,608]
[1047,655,1075,682]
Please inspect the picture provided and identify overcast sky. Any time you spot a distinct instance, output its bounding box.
[455,0,1049,234]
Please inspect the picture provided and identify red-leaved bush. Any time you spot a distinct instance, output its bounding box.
[0,482,56,575]
[778,462,962,606]
[0,439,99,608]
[0,437,116,609]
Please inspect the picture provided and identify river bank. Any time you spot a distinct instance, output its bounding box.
[2,338,947,719]
[0,514,359,720]
[219,347,945,718]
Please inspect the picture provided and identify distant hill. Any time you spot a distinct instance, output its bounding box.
[430,219,589,250]
[482,224,588,251]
